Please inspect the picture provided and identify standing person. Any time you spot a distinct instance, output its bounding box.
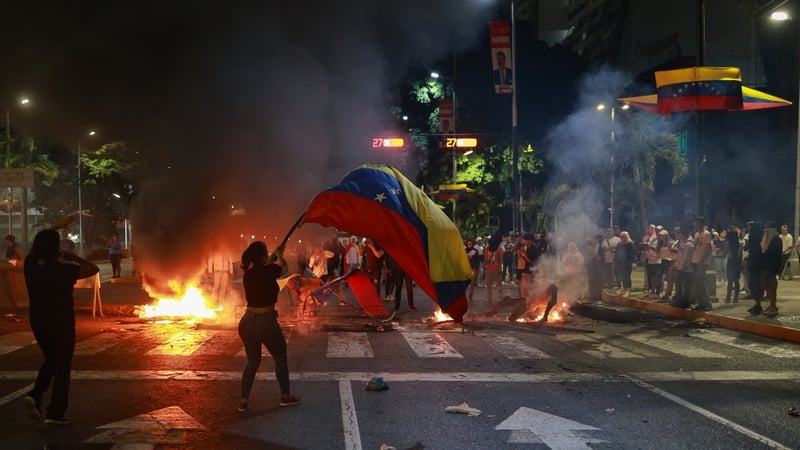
[5,234,24,264]
[584,235,604,301]
[344,236,361,274]
[779,224,794,280]
[207,248,234,304]
[746,221,764,310]
[393,264,415,312]
[483,236,504,304]
[759,222,783,317]
[644,230,664,300]
[323,232,344,278]
[560,242,585,299]
[474,237,485,287]
[724,225,742,303]
[600,228,619,292]
[517,233,541,299]
[106,232,123,278]
[465,239,480,301]
[362,239,384,296]
[237,241,302,413]
[671,227,695,308]
[691,217,713,311]
[613,231,636,297]
[660,230,676,301]
[307,243,334,280]
[23,220,100,424]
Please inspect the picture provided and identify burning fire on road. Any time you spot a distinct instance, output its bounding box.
[135,280,223,323]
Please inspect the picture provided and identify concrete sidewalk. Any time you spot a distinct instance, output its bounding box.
[591,267,800,344]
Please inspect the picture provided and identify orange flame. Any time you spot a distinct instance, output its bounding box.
[432,308,453,322]
[136,280,222,320]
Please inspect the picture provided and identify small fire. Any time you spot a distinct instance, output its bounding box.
[515,302,570,324]
[137,281,222,320]
[432,309,453,322]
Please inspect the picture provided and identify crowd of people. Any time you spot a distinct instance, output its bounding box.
[461,217,791,318]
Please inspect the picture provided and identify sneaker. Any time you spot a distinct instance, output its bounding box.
[23,396,41,421]
[692,304,712,312]
[384,295,394,302]
[408,306,417,311]
[762,306,779,317]
[280,395,303,407]
[237,400,249,413]
[44,417,71,425]
[747,305,763,315]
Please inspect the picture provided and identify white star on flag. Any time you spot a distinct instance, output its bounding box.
[374,192,387,202]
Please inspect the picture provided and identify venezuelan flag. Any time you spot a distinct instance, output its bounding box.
[302,165,473,322]
[654,67,743,113]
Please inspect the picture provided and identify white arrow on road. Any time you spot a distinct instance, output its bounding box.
[495,407,605,449]
[83,405,206,449]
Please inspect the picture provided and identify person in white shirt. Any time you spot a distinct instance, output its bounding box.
[207,249,234,304]
[600,228,620,291]
[779,224,793,280]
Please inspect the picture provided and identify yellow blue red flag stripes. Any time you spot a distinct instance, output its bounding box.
[618,66,790,115]
[655,66,742,113]
[302,165,473,322]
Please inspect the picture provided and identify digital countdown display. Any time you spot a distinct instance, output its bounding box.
[445,137,478,148]
[372,138,405,148]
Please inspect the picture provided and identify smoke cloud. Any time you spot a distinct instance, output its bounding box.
[120,0,495,283]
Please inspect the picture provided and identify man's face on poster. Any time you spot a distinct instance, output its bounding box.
[496,52,506,69]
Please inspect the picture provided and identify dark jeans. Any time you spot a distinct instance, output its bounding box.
[674,270,693,306]
[109,254,122,277]
[726,263,740,296]
[603,263,615,288]
[614,262,632,289]
[394,270,414,309]
[646,263,662,293]
[238,311,290,398]
[30,320,75,420]
[694,263,711,307]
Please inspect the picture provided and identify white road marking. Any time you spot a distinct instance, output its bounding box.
[402,332,462,358]
[146,330,216,356]
[482,335,551,359]
[626,376,794,450]
[339,380,362,450]
[555,333,652,358]
[74,330,141,356]
[689,329,800,358]
[327,332,373,358]
[624,330,729,358]
[0,331,35,355]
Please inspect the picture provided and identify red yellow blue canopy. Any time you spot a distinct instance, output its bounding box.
[618,66,791,115]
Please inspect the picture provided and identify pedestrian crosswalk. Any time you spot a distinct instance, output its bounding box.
[2,325,800,362]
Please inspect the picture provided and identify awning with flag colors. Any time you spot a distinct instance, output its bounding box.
[302,165,473,322]
[618,66,791,115]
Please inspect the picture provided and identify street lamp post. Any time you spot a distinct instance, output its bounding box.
[597,103,628,228]
[768,8,800,268]
[78,130,96,257]
[5,98,31,237]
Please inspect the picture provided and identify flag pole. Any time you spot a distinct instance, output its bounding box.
[511,0,520,232]
[270,212,306,261]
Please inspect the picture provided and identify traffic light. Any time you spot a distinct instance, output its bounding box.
[444,137,478,148]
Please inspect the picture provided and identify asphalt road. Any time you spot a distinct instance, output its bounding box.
[1,302,799,449]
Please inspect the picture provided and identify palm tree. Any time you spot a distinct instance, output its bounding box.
[610,112,688,232]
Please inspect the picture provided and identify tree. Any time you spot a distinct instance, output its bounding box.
[610,113,688,232]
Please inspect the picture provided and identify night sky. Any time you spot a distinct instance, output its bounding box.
[1,0,500,277]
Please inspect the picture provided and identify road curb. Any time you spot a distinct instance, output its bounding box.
[600,295,800,344]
